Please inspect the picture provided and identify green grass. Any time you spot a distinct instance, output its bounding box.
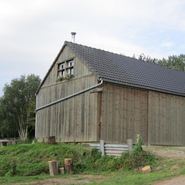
[0,142,156,176]
[1,142,185,185]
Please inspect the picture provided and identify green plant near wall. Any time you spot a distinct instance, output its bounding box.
[65,74,73,80]
[58,76,63,81]
[133,135,143,156]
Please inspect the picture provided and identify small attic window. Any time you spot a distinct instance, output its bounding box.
[58,59,74,78]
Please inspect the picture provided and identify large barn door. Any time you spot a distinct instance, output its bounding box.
[101,84,148,144]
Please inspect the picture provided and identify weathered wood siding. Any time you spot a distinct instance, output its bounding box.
[42,46,92,87]
[148,91,185,145]
[36,46,99,142]
[36,45,185,145]
[101,84,148,144]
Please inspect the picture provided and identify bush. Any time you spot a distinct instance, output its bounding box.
[0,142,157,176]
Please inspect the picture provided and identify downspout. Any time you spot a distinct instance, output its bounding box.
[35,78,103,112]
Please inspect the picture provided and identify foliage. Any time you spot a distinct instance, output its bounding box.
[1,145,185,185]
[0,142,157,177]
[57,74,73,81]
[133,135,143,156]
[158,54,185,71]
[0,74,41,140]
[58,76,63,81]
[64,74,73,80]
[138,53,156,63]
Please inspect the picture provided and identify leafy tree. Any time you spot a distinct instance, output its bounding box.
[138,53,156,63]
[0,74,41,140]
[158,54,185,71]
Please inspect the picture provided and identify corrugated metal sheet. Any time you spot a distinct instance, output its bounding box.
[90,143,130,157]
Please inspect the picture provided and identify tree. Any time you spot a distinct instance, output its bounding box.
[138,53,156,63]
[158,54,185,71]
[0,74,41,140]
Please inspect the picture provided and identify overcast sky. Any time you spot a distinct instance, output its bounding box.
[1,0,185,97]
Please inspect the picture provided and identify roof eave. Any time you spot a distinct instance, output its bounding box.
[102,78,185,97]
[35,41,68,95]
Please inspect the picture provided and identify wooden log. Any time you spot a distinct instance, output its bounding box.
[59,167,65,174]
[64,158,74,174]
[49,136,56,144]
[1,142,8,146]
[43,136,56,144]
[12,141,17,145]
[48,160,59,176]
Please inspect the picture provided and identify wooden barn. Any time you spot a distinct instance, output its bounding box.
[35,41,185,145]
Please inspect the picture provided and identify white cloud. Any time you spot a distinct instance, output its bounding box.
[161,42,174,48]
[1,0,185,96]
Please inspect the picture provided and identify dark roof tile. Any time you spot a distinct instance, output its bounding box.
[66,41,185,96]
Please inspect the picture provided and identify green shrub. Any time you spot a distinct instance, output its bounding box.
[0,142,157,177]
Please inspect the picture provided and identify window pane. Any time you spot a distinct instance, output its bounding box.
[62,64,65,68]
[67,60,74,67]
[70,68,74,75]
[70,61,74,66]
[62,70,65,77]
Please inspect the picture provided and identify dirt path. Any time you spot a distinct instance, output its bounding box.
[143,146,185,185]
[153,174,185,185]
[143,146,185,158]
[12,175,104,185]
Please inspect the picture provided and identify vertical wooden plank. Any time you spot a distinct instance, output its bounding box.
[101,84,107,141]
[119,87,124,143]
[134,90,139,143]
[148,91,152,144]
[106,85,111,142]
[117,86,121,143]
[112,86,117,143]
[123,88,127,143]
[84,79,89,141]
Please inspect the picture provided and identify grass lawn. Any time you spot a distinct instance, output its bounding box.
[0,142,185,185]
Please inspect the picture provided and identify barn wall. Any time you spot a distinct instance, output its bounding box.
[36,75,99,142]
[101,84,148,144]
[36,46,99,142]
[148,91,185,145]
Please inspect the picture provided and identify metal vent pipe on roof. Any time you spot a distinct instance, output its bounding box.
[71,32,76,43]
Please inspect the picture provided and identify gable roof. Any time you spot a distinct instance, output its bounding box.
[66,41,185,96]
[37,41,185,96]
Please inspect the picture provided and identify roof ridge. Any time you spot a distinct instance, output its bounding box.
[66,41,185,74]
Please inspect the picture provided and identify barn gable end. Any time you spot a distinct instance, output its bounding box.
[36,45,100,142]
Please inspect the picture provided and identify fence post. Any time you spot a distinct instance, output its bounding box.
[100,140,105,156]
[136,134,140,143]
[127,139,133,153]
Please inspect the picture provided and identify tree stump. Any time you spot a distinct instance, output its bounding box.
[43,136,56,144]
[48,160,59,176]
[12,141,17,145]
[59,167,65,174]
[64,158,74,174]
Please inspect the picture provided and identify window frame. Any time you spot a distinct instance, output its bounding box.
[57,58,74,79]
